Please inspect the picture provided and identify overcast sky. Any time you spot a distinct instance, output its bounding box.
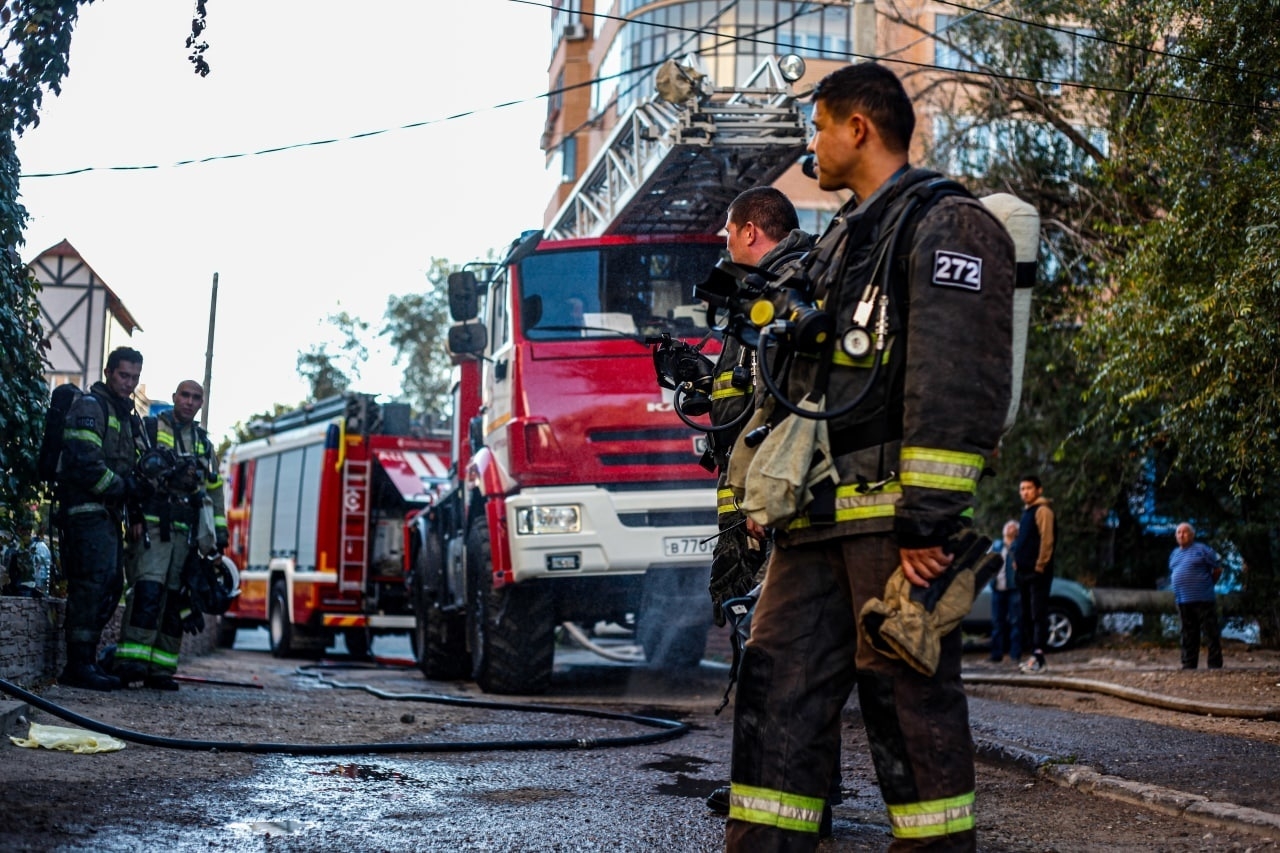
[17,0,558,442]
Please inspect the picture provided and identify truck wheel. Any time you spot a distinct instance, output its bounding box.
[466,515,554,694]
[414,530,469,680]
[268,579,295,658]
[637,566,711,669]
[214,617,238,649]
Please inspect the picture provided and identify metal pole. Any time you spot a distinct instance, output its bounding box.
[201,272,218,430]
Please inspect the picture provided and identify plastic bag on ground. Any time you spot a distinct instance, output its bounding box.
[10,722,126,753]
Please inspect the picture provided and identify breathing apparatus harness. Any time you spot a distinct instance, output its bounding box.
[708,173,973,450]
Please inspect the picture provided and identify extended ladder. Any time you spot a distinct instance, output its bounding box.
[546,55,809,240]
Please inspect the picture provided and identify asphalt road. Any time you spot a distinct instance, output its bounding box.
[2,634,1278,851]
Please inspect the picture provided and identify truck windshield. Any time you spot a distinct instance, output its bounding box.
[519,242,724,340]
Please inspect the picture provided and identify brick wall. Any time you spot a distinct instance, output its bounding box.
[0,595,218,689]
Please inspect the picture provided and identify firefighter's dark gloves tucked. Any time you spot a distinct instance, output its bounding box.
[859,528,1002,676]
[181,608,205,636]
[709,549,758,627]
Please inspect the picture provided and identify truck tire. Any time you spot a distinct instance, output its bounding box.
[268,579,296,658]
[466,515,554,694]
[413,529,469,680]
[637,565,711,669]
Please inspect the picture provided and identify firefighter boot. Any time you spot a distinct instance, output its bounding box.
[60,642,121,692]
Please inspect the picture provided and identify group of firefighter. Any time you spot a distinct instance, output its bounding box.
[54,349,227,693]
[692,62,1024,853]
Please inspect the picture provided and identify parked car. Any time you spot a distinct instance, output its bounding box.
[963,577,1098,651]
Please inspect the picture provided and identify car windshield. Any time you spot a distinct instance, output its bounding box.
[518,243,723,340]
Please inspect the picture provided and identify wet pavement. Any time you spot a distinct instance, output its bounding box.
[2,630,1279,851]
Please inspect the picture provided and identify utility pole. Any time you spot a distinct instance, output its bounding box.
[201,272,218,430]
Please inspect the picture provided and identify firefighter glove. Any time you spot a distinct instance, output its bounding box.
[858,527,1002,676]
[708,534,766,627]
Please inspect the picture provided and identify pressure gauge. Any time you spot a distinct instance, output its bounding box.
[842,327,872,360]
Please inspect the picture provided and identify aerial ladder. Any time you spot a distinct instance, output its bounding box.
[545,55,810,240]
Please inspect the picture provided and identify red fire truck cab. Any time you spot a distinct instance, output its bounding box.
[406,231,724,694]
[219,395,451,658]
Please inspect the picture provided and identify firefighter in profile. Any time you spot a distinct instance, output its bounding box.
[113,379,228,690]
[724,63,1016,852]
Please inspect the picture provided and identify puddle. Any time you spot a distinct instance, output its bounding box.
[640,753,712,774]
[654,772,720,799]
[311,763,425,785]
[226,819,312,836]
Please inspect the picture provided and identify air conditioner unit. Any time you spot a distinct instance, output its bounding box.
[563,21,587,41]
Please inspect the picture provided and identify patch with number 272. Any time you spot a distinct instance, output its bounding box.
[931,250,982,291]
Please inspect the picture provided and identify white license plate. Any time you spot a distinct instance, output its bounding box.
[662,536,714,556]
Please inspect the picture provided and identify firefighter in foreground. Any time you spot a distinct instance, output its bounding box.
[56,346,147,691]
[114,379,228,690]
[725,63,1014,851]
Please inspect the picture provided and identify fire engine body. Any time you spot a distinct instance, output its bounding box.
[220,395,450,657]
[408,57,809,694]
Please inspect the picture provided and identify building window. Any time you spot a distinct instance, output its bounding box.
[560,136,578,183]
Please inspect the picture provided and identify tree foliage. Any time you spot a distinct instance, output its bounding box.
[381,257,456,427]
[295,310,368,401]
[0,0,91,536]
[889,0,1280,635]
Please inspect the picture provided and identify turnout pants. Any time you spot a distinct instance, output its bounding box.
[59,508,126,647]
[727,533,976,852]
[118,526,189,675]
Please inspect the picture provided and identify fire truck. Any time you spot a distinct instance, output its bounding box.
[218,394,451,658]
[406,56,810,694]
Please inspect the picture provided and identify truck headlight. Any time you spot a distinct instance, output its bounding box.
[515,505,581,535]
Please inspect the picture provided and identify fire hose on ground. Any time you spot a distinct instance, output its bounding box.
[0,662,689,754]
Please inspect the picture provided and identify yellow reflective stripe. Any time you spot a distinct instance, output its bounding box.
[157,431,175,447]
[115,643,151,662]
[787,482,902,530]
[64,428,102,447]
[831,346,891,369]
[711,371,750,400]
[208,475,224,488]
[91,469,116,494]
[729,783,824,834]
[215,516,227,528]
[150,649,179,669]
[717,488,737,515]
[107,414,119,433]
[142,515,191,531]
[887,791,975,839]
[899,447,983,493]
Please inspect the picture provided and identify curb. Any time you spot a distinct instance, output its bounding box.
[0,699,31,738]
[973,733,1280,839]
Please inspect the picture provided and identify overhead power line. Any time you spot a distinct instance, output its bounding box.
[21,2,1278,179]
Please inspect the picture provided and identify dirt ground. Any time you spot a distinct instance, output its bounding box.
[963,636,1280,747]
[0,635,1277,851]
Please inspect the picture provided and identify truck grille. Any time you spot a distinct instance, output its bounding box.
[618,509,718,528]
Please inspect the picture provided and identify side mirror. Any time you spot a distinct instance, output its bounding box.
[448,271,479,322]
[447,322,488,358]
